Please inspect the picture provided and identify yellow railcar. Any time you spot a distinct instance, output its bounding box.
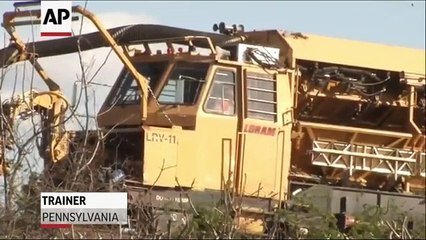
[1,2,424,233]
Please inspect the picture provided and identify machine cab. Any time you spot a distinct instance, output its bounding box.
[97,37,218,129]
[96,35,294,202]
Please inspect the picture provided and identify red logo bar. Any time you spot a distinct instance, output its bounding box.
[40,224,72,228]
[40,32,72,37]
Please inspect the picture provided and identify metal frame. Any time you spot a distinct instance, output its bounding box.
[311,140,425,178]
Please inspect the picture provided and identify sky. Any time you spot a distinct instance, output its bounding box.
[0,1,425,189]
[0,1,424,48]
[0,1,424,106]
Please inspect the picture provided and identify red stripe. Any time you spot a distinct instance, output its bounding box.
[40,224,72,228]
[41,32,72,37]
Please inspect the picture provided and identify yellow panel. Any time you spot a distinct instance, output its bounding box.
[240,119,280,198]
[283,33,425,75]
[275,72,294,200]
[194,113,238,191]
[143,126,180,187]
[174,130,198,188]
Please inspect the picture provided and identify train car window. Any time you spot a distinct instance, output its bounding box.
[246,72,277,121]
[108,61,168,106]
[205,69,236,116]
[158,62,209,105]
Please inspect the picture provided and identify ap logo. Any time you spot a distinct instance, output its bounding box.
[41,1,72,37]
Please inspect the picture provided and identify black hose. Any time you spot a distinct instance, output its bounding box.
[318,66,339,73]
[355,88,386,97]
[338,67,381,82]
[0,24,233,68]
[310,66,390,97]
[311,66,383,84]
[217,36,246,47]
[246,48,282,69]
[352,76,390,86]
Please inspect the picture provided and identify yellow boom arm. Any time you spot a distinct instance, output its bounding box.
[2,4,149,120]
[1,2,153,173]
[1,90,69,164]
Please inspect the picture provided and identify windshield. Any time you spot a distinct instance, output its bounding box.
[108,61,168,106]
[158,62,210,105]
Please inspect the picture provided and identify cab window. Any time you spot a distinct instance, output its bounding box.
[158,62,209,105]
[108,61,168,106]
[205,69,236,116]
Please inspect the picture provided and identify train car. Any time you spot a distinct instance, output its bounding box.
[0,2,424,233]
[81,24,425,232]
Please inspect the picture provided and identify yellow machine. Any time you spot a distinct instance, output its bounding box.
[93,27,425,196]
[1,2,425,233]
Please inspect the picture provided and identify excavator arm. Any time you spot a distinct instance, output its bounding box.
[0,1,156,174]
[0,89,69,176]
[2,3,152,120]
